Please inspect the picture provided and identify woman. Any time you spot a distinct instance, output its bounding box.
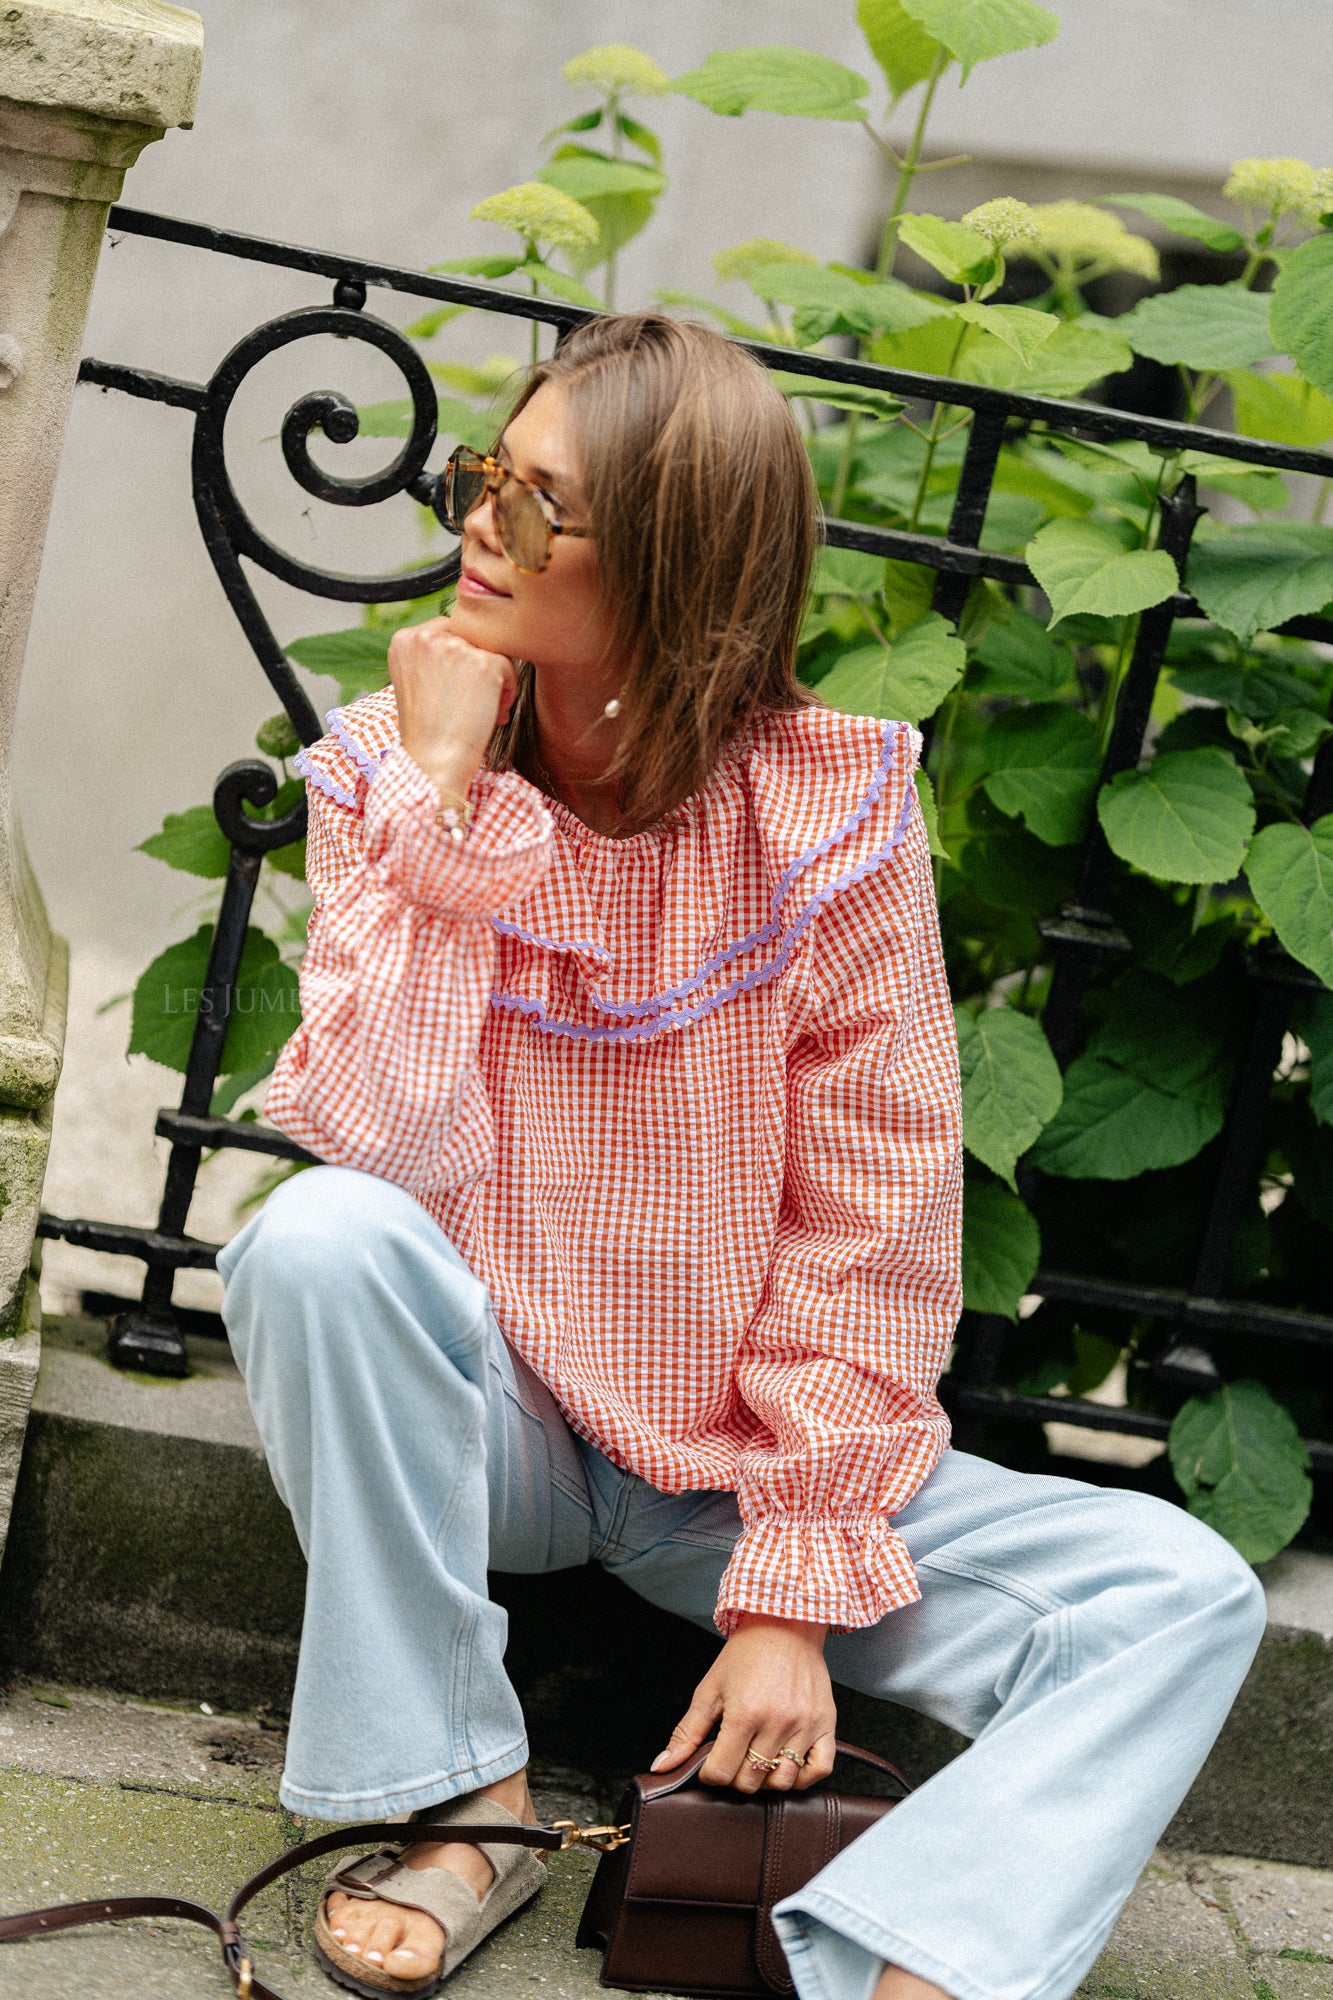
[220,313,1266,2000]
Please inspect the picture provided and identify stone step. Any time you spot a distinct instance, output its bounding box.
[2,1680,1332,2000]
[1,1315,1331,1871]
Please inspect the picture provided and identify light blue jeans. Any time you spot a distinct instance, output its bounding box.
[219,1166,1267,2000]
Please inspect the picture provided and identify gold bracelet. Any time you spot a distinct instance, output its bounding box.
[434,792,473,845]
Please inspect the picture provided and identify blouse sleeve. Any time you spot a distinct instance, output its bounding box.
[714,791,963,1636]
[265,738,552,1193]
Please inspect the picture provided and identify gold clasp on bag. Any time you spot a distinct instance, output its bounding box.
[236,1958,253,2000]
[551,1820,632,1852]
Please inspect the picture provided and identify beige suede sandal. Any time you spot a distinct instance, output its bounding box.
[313,1793,547,1997]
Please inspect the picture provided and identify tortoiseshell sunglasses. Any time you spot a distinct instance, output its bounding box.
[441,444,593,574]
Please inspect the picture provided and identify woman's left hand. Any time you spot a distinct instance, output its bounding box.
[650,1614,837,1793]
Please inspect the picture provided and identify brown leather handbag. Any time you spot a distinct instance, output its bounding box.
[577,1740,912,1996]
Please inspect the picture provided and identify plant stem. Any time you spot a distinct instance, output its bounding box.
[832,52,950,520]
[604,91,621,311]
[874,50,948,279]
[906,320,971,532]
[1314,476,1332,524]
[530,269,540,365]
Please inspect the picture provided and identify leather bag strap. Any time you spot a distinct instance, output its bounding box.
[636,1737,913,1804]
[0,1818,565,1999]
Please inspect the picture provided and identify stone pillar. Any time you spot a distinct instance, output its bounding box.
[0,1,203,1560]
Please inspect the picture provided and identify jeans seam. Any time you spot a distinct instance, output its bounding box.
[918,1549,1068,1616]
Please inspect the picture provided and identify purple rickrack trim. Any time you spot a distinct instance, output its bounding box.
[494,720,905,1025]
[327,706,392,783]
[294,747,358,811]
[489,764,917,1044]
[492,916,612,961]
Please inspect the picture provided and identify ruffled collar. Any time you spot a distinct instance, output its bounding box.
[300,690,920,1044]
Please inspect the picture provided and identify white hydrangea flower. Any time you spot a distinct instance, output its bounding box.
[562,44,668,96]
[469,183,600,254]
[712,239,820,282]
[961,198,1040,247]
[1012,201,1160,282]
[1223,156,1316,218]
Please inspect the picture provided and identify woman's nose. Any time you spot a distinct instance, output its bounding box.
[464,490,503,552]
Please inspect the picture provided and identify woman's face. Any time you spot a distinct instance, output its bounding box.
[448,379,615,686]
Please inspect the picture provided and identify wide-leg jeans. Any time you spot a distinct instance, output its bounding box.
[220,1166,1267,2000]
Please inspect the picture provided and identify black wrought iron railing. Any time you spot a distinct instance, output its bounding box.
[40,205,1333,1483]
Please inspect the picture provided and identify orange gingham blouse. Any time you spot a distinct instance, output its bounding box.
[272,688,963,1635]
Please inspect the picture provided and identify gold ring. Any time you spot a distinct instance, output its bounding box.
[778,1748,807,1767]
[745,1749,780,1773]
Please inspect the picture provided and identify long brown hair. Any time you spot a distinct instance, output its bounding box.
[486,313,819,832]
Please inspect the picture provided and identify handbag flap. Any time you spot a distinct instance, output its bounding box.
[626,1786,767,1905]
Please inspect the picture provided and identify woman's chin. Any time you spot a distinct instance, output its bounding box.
[449,598,514,652]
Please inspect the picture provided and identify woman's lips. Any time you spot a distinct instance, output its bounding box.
[459,566,508,598]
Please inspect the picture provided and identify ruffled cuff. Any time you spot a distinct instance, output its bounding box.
[364,745,553,915]
[713,1512,922,1637]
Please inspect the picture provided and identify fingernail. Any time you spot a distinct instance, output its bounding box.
[650,1753,668,1771]
[344,1944,361,1956]
[331,1928,345,1940]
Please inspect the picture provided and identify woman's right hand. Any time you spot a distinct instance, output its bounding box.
[388,615,517,800]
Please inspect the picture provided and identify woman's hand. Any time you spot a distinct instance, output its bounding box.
[388,615,517,801]
[651,1614,837,1793]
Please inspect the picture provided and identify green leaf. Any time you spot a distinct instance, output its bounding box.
[1169,1380,1311,1564]
[951,301,1056,367]
[915,770,946,858]
[401,304,471,340]
[883,560,938,636]
[958,819,1078,913]
[651,289,773,341]
[211,1055,278,1118]
[769,371,904,421]
[898,213,998,287]
[981,702,1101,846]
[856,0,944,99]
[1118,282,1278,372]
[1097,748,1255,886]
[429,254,524,278]
[992,449,1094,521]
[1226,368,1333,448]
[818,615,965,725]
[138,805,230,880]
[670,47,869,121]
[746,260,943,338]
[256,712,301,761]
[129,924,301,1077]
[961,317,1132,396]
[540,150,664,273]
[1092,971,1234,1107]
[898,0,1058,78]
[1185,521,1333,643]
[1032,1057,1224,1179]
[617,113,663,163]
[1026,519,1179,629]
[539,108,603,147]
[1270,230,1333,400]
[968,609,1071,697]
[355,393,495,450]
[523,260,603,309]
[1297,992,1333,1125]
[962,1178,1041,1319]
[1245,816,1333,987]
[539,151,664,201]
[813,545,886,597]
[1100,193,1244,255]
[285,626,391,705]
[955,1005,1062,1187]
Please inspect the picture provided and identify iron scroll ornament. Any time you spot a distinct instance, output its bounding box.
[189,291,465,748]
